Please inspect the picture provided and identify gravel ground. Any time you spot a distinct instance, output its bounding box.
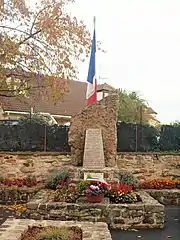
[111,206,180,240]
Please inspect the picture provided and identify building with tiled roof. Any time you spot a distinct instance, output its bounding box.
[0,81,116,124]
[0,80,159,125]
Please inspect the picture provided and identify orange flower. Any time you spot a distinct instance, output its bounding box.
[140,178,178,189]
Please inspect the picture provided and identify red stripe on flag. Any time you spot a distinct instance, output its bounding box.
[87,78,97,105]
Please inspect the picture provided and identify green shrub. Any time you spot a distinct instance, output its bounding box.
[77,181,90,194]
[38,227,72,240]
[46,169,69,190]
[19,113,53,125]
[118,171,138,189]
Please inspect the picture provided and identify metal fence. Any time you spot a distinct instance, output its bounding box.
[116,122,159,152]
[0,123,70,152]
[0,122,180,152]
[117,122,180,152]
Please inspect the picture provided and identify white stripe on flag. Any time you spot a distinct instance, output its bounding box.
[86,76,96,99]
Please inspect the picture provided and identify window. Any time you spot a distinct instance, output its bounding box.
[97,91,103,101]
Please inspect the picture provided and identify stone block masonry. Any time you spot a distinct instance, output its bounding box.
[0,152,180,180]
[0,152,71,179]
[26,190,164,229]
[0,187,39,205]
[83,129,105,169]
[69,94,119,167]
[146,189,180,205]
[0,219,112,240]
[117,153,180,181]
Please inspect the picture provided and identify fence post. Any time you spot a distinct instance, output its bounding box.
[139,106,143,151]
[135,124,138,152]
[44,124,47,151]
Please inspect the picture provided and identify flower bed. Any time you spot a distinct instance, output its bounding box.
[107,183,140,203]
[0,176,43,188]
[47,177,140,204]
[0,219,112,240]
[139,179,180,189]
[40,168,140,205]
[26,190,164,229]
[139,179,180,205]
[0,176,43,204]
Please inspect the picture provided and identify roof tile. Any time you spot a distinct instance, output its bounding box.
[1,80,87,116]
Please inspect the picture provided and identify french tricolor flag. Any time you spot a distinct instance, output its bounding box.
[86,17,97,106]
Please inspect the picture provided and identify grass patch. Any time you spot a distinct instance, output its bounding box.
[21,226,82,240]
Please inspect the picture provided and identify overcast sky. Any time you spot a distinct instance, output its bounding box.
[69,0,180,124]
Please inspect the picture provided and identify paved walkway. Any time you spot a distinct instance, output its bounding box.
[111,206,180,240]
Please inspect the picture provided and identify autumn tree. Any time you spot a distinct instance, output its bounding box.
[0,0,91,101]
[117,89,152,124]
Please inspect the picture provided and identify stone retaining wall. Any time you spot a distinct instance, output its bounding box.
[0,152,179,180]
[0,152,180,180]
[146,189,180,205]
[26,190,164,229]
[117,153,180,181]
[0,152,71,179]
[0,187,39,204]
[0,219,112,240]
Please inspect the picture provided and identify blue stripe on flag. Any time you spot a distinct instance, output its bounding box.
[87,29,96,84]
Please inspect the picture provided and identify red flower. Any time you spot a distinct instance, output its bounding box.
[110,183,133,194]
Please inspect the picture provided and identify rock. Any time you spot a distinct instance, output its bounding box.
[20,166,35,173]
[23,159,34,167]
[7,172,17,178]
[6,158,17,164]
[44,159,55,163]
[23,162,30,167]
[162,169,180,177]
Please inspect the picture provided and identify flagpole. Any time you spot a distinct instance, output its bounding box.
[93,16,96,30]
[86,16,97,105]
[93,16,97,88]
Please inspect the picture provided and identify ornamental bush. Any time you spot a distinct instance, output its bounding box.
[46,169,69,190]
[118,170,138,189]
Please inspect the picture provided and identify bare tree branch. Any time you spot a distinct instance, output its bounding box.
[0,25,29,35]
[19,29,42,45]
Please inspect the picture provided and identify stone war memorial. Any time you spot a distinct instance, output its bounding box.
[69,94,118,168]
[1,93,180,240]
[69,94,119,181]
